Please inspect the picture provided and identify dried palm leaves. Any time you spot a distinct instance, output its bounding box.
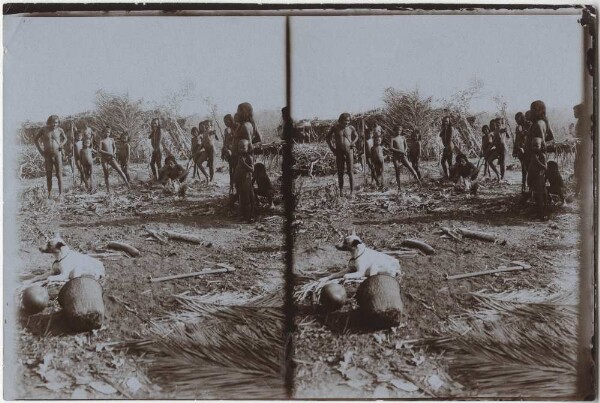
[125,291,285,399]
[429,290,578,398]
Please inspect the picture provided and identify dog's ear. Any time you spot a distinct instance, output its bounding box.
[56,241,66,249]
[351,239,362,247]
[351,228,357,237]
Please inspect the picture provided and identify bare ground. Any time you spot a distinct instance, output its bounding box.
[292,159,581,398]
[6,155,583,399]
[9,160,284,399]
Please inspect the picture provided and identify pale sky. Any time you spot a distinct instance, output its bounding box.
[291,14,583,120]
[2,13,585,132]
[3,16,286,133]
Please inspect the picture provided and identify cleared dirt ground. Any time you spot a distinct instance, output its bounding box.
[9,159,284,399]
[7,153,584,399]
[292,158,582,398]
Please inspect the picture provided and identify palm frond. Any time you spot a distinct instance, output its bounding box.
[429,290,578,398]
[124,293,285,399]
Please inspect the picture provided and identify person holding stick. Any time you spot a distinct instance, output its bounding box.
[99,127,130,193]
[390,124,421,190]
[72,129,84,187]
[117,132,132,183]
[439,116,454,178]
[148,117,162,180]
[408,128,422,181]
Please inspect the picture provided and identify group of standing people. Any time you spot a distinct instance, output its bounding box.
[34,115,131,199]
[219,102,276,222]
[32,102,276,223]
[326,113,422,196]
[511,100,566,220]
[324,99,567,220]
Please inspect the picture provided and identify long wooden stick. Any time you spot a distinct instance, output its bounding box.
[446,265,528,280]
[150,267,233,283]
[361,118,367,187]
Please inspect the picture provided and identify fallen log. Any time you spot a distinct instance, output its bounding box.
[457,228,506,244]
[107,242,141,257]
[400,239,435,255]
[162,230,203,244]
[356,274,404,328]
[150,267,234,283]
[144,227,169,244]
[440,227,462,242]
[446,264,529,280]
[58,277,105,332]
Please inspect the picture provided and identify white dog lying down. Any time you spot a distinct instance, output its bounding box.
[24,233,105,286]
[329,231,401,280]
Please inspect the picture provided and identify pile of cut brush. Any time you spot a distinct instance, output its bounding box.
[122,290,285,399]
[18,145,45,179]
[293,143,336,177]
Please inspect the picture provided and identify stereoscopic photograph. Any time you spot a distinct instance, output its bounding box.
[4,13,287,399]
[288,11,595,399]
[2,4,597,401]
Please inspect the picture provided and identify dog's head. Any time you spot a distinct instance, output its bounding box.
[39,233,67,255]
[336,230,363,252]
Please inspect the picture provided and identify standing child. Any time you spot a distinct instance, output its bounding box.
[190,127,201,179]
[480,125,492,177]
[64,120,76,179]
[253,162,275,208]
[117,132,132,183]
[222,114,236,194]
[364,125,375,183]
[236,139,255,222]
[79,137,96,192]
[192,119,219,182]
[490,117,510,180]
[527,137,548,220]
[546,161,566,205]
[439,116,454,178]
[483,119,501,180]
[370,132,385,188]
[513,112,529,193]
[99,127,130,193]
[149,118,162,180]
[408,129,422,180]
[73,130,84,186]
[390,125,421,190]
[34,115,67,199]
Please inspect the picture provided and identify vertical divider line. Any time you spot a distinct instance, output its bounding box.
[576,7,596,399]
[282,15,296,399]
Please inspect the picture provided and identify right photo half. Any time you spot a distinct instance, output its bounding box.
[289,11,595,399]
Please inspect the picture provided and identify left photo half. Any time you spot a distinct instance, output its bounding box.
[3,14,287,399]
